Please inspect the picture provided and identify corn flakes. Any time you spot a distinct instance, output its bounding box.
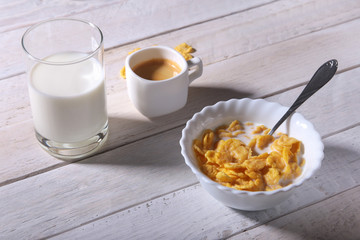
[174,42,195,61]
[193,120,304,191]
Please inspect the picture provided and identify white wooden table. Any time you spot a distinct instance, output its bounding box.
[1,0,360,239]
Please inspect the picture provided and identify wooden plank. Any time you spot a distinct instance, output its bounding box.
[0,124,199,239]
[1,18,360,185]
[0,0,273,80]
[46,126,360,239]
[0,0,121,33]
[230,186,360,240]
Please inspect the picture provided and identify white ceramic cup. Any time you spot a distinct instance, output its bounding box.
[125,46,203,118]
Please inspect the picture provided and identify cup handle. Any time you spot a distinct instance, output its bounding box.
[187,57,203,84]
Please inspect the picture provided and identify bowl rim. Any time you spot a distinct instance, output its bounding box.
[179,98,324,196]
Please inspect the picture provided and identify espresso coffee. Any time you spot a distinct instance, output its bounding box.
[132,58,182,81]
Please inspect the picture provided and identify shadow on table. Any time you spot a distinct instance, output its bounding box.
[79,86,252,166]
[186,86,253,113]
[228,144,359,238]
[148,86,253,122]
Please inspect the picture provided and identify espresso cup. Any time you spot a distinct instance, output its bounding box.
[125,46,203,118]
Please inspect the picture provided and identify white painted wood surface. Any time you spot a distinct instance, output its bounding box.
[0,0,359,239]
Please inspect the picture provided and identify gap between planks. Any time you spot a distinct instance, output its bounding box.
[0,74,355,188]
[226,184,360,239]
[40,120,360,239]
[0,0,276,81]
[44,124,360,239]
[0,122,184,187]
[0,0,121,33]
[2,0,360,82]
[43,182,199,240]
[190,15,360,71]
[261,60,360,99]
[1,62,358,188]
[105,0,279,52]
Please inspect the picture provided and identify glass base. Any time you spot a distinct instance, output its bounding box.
[35,122,109,161]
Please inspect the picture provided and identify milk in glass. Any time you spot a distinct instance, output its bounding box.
[28,52,107,143]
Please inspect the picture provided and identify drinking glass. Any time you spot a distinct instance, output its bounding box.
[21,18,108,160]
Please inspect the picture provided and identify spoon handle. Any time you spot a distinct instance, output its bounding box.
[268,59,338,136]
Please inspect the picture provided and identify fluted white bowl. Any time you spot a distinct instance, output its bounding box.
[180,98,324,211]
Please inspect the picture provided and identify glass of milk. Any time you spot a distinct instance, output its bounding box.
[21,18,108,160]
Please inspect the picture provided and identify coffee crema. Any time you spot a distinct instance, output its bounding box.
[132,58,182,81]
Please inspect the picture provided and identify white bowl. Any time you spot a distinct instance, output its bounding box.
[180,98,324,211]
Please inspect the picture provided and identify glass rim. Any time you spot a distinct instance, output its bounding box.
[21,18,103,65]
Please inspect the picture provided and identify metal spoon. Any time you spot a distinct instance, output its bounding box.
[268,59,338,136]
